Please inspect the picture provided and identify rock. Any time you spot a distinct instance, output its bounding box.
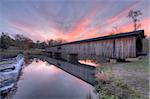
[126,58,139,61]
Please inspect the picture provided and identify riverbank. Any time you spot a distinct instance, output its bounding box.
[95,55,149,99]
[0,47,22,59]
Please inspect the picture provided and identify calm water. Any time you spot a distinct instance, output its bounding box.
[11,59,98,99]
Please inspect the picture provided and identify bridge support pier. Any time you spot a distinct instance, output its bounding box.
[109,58,117,63]
[54,52,62,60]
[48,52,53,58]
[68,54,78,63]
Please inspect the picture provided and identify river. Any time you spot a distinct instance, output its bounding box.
[10,57,98,99]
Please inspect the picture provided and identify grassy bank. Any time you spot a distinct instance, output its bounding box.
[0,47,44,58]
[0,47,22,58]
[95,55,149,99]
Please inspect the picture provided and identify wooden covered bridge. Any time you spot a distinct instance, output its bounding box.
[45,30,145,62]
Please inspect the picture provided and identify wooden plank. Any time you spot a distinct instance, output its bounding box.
[48,35,139,59]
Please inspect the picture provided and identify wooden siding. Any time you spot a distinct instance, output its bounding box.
[115,36,136,59]
[47,36,137,59]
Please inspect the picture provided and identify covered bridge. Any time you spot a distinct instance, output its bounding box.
[45,30,145,62]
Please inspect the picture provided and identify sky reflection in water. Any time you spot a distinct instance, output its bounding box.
[12,59,97,99]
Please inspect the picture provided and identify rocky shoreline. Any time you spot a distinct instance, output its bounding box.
[0,54,24,98]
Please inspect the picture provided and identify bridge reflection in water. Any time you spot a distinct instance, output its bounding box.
[31,55,96,86]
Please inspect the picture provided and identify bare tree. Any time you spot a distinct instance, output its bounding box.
[128,10,142,31]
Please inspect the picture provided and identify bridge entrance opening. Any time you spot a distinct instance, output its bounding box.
[136,37,143,56]
[50,52,53,58]
[54,52,62,59]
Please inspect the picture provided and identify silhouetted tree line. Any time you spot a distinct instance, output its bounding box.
[0,32,65,51]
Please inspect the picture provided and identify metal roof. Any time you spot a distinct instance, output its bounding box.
[52,30,144,47]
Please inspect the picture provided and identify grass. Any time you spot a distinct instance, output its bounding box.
[95,77,141,99]
[95,55,149,99]
[0,47,44,58]
[0,48,22,58]
[121,56,149,72]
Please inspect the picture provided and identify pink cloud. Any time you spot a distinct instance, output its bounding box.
[8,0,149,42]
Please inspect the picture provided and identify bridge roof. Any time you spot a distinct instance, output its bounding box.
[52,30,145,46]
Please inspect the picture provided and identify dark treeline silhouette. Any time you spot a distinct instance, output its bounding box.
[0,32,65,51]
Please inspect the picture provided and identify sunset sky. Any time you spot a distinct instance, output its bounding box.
[0,0,149,42]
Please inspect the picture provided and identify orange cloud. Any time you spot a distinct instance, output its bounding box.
[59,6,102,41]
[104,17,150,37]
[9,0,149,42]
[9,5,103,42]
[65,1,143,41]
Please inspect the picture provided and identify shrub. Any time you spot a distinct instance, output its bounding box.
[95,65,141,99]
